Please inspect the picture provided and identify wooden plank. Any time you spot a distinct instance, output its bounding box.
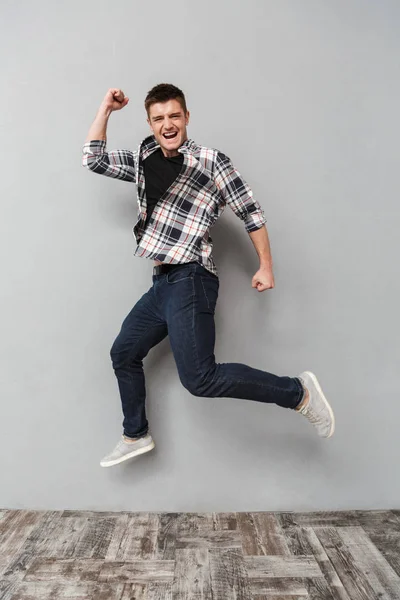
[23,558,104,582]
[0,510,9,522]
[0,511,62,600]
[120,582,172,600]
[176,530,241,549]
[236,513,259,555]
[305,577,337,600]
[147,582,172,600]
[250,512,291,556]
[367,532,400,577]
[353,511,400,534]
[245,555,322,578]
[276,511,358,528]
[178,513,215,535]
[0,511,44,577]
[276,512,316,556]
[250,577,308,595]
[278,510,400,531]
[8,581,125,599]
[98,560,174,583]
[120,583,146,600]
[212,513,237,531]
[277,514,314,557]
[253,597,305,600]
[315,526,378,600]
[253,596,305,600]
[209,548,252,600]
[61,510,127,518]
[44,516,88,559]
[302,527,351,600]
[71,516,115,559]
[0,511,26,537]
[172,548,212,599]
[0,511,44,541]
[338,526,400,600]
[155,513,181,560]
[357,513,400,578]
[113,513,159,561]
[105,514,130,561]
[367,531,400,553]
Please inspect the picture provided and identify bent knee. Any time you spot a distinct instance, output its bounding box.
[110,342,123,368]
[110,339,140,369]
[181,375,210,397]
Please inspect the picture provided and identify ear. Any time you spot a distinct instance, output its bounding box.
[185,110,190,126]
[147,117,153,132]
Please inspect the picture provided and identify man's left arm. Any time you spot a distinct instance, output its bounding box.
[214,151,274,292]
[248,225,275,292]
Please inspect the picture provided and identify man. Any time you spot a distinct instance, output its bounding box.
[82,84,335,468]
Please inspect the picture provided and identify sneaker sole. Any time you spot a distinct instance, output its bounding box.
[100,440,155,468]
[304,371,335,438]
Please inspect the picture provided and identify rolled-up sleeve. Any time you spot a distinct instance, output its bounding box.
[82,140,137,183]
[213,151,267,232]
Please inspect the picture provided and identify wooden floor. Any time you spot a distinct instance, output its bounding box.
[0,509,399,599]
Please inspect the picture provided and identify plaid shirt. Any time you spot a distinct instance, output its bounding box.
[82,135,267,277]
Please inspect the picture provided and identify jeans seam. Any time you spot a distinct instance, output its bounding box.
[200,276,210,309]
[166,274,194,284]
[190,268,203,383]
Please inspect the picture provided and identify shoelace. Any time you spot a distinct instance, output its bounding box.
[298,402,321,425]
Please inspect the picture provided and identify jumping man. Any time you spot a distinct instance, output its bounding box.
[82,84,335,468]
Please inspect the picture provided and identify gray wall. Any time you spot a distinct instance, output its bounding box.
[1,0,399,512]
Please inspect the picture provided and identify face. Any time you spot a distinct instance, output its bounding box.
[147,99,190,157]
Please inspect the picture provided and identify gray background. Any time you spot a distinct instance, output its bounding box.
[1,0,399,512]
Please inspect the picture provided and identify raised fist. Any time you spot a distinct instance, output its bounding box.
[101,88,129,112]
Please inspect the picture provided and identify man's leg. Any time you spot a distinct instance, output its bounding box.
[165,263,334,436]
[166,264,303,408]
[110,281,168,439]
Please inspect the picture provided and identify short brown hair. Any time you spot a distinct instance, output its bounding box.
[145,83,187,117]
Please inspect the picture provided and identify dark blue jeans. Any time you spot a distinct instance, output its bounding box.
[110,261,304,438]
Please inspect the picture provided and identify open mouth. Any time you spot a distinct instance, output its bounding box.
[163,132,178,141]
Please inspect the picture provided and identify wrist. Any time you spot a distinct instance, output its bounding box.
[260,262,273,271]
[97,104,112,119]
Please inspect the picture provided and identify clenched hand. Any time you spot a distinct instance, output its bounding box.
[252,266,275,292]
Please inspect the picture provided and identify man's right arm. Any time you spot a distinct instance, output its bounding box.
[82,88,137,183]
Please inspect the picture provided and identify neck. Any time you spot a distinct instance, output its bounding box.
[162,148,180,158]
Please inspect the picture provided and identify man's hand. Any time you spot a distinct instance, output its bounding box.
[85,89,130,143]
[252,266,275,292]
[100,88,130,113]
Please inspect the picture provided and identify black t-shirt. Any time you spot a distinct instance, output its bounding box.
[143,148,184,229]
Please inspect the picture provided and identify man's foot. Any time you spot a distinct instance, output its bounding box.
[100,434,155,467]
[295,371,335,438]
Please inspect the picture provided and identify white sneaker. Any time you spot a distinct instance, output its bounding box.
[100,434,155,467]
[296,371,335,438]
